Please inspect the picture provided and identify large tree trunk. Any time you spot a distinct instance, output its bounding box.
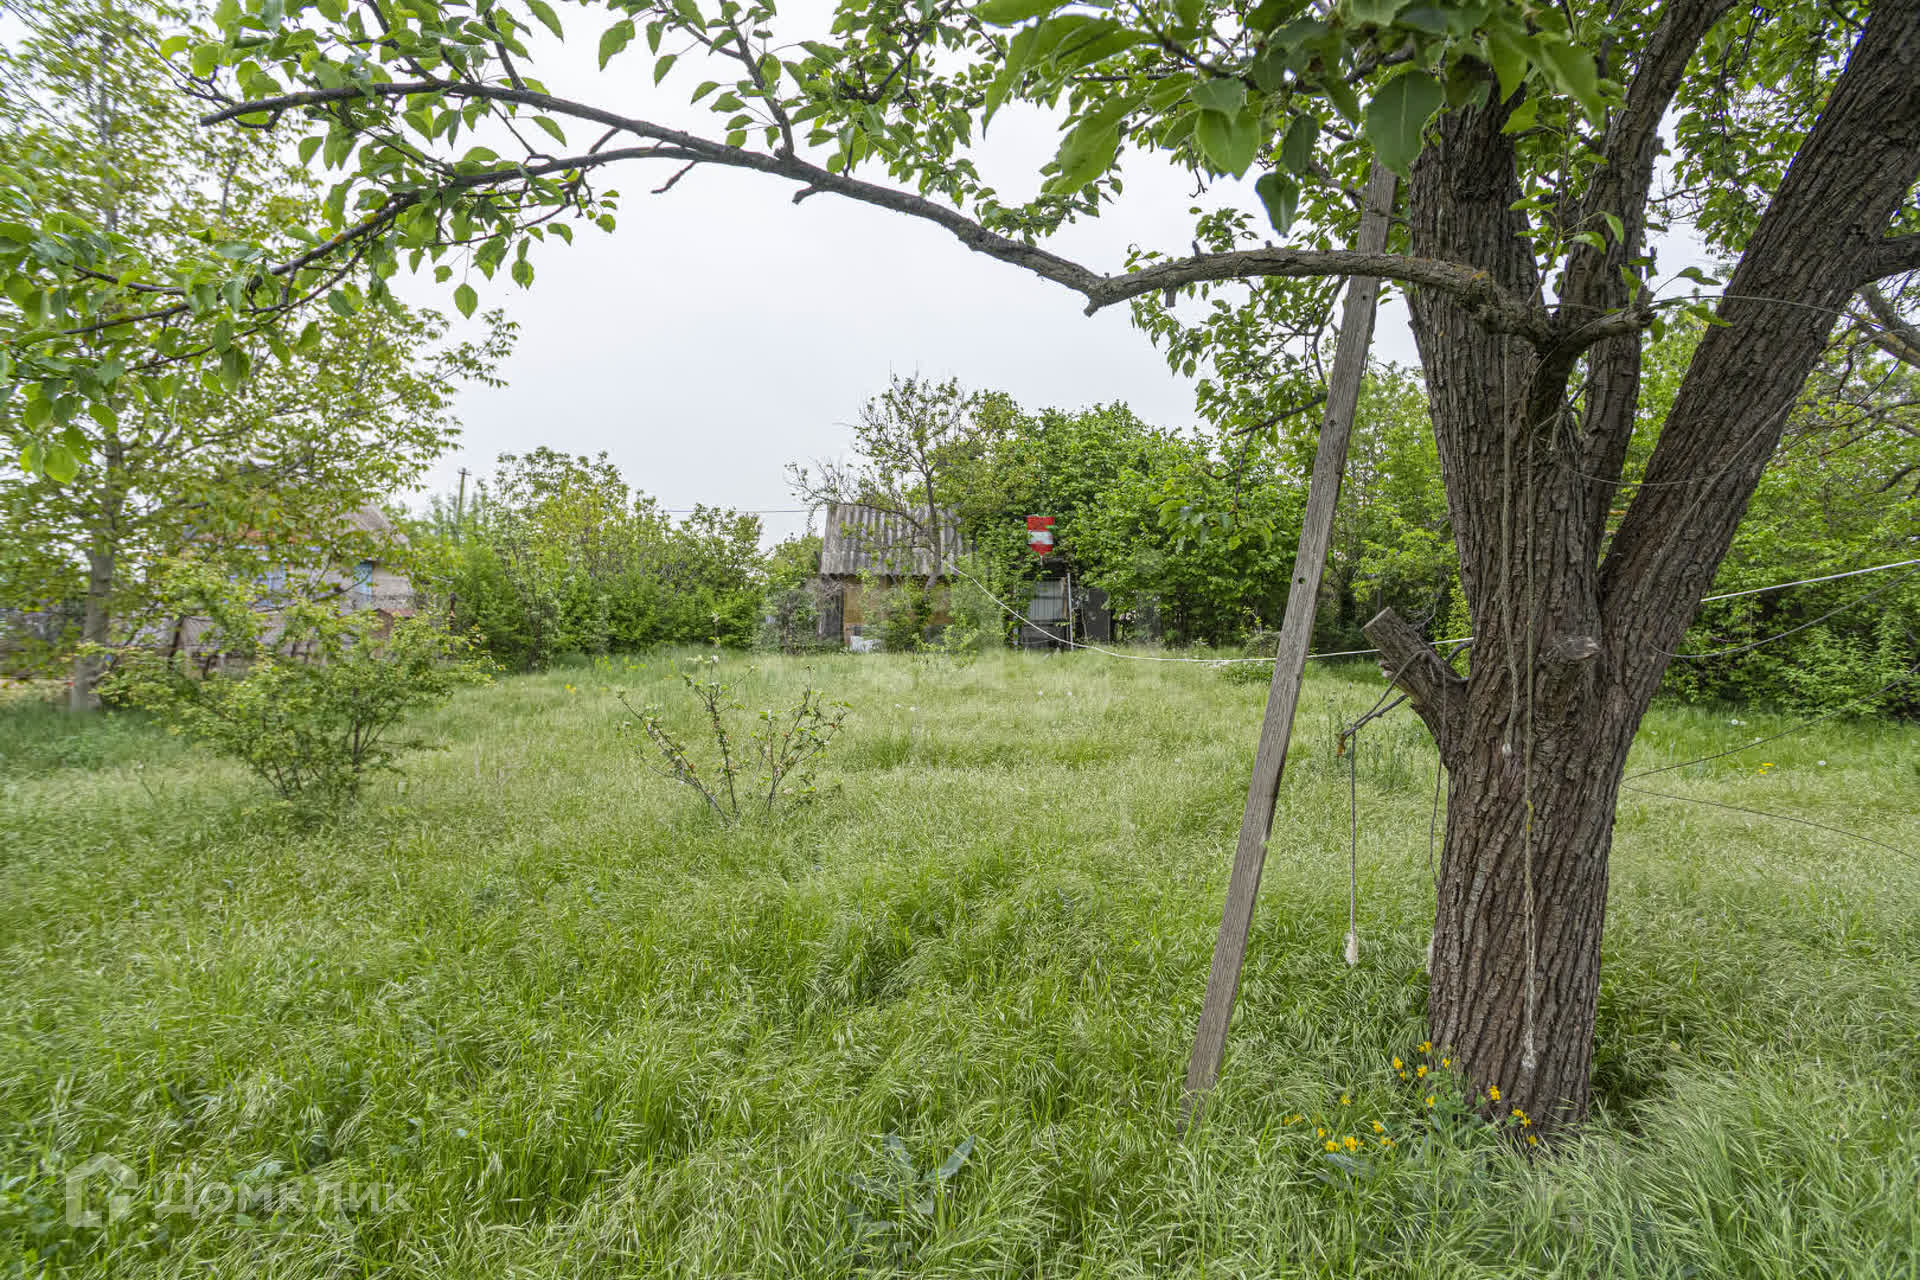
[1363,0,1920,1135]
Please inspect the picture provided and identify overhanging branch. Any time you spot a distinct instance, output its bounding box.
[197,77,1584,336]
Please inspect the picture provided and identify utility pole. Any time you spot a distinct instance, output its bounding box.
[1180,164,1397,1130]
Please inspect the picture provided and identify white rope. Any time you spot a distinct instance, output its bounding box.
[946,559,1920,667]
[1346,722,1360,967]
[1698,558,1920,603]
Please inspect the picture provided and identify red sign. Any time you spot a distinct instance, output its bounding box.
[1026,515,1055,556]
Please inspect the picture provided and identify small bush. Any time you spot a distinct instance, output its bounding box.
[104,568,487,815]
[620,657,846,824]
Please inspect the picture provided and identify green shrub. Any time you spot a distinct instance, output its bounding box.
[619,657,846,824]
[872,579,935,653]
[104,568,487,815]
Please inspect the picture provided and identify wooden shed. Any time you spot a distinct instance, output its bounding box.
[815,501,967,648]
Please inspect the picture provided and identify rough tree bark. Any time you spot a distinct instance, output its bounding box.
[1366,0,1920,1133]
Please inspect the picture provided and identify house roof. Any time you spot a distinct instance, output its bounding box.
[819,501,965,578]
[342,504,410,547]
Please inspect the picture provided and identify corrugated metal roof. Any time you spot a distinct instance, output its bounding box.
[819,501,965,578]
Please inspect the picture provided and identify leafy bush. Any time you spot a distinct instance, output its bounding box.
[104,568,487,814]
[871,578,935,653]
[620,658,846,824]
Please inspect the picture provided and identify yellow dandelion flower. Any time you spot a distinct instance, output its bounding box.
[1392,1057,1404,1070]
[1340,1094,1351,1106]
[1316,1127,1326,1138]
[1526,1134,1540,1147]
[1399,1070,1409,1080]
[1425,1095,1436,1108]
[1343,1135,1360,1152]
[1380,1137,1395,1148]
[1441,1057,1451,1068]
[1418,1041,1432,1053]
[1488,1085,1501,1102]
[1512,1108,1531,1126]
[1416,1065,1428,1078]
[1372,1121,1385,1133]
[1325,1139,1338,1152]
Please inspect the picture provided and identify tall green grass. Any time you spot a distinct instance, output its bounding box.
[1,651,1915,1277]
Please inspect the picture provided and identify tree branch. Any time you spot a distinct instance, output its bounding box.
[1599,0,1920,689]
[1855,281,1920,367]
[1560,0,1740,543]
[1363,607,1467,762]
[1864,232,1920,282]
[197,78,1572,333]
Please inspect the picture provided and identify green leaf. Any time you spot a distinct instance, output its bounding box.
[525,0,564,40]
[1499,95,1538,134]
[598,19,635,70]
[43,443,78,483]
[298,134,323,164]
[653,52,677,84]
[1190,76,1246,116]
[975,0,1061,25]
[1484,29,1529,104]
[1363,68,1442,178]
[190,42,224,77]
[454,282,478,318]
[1255,172,1300,236]
[1322,75,1362,126]
[218,345,249,390]
[1194,107,1260,177]
[1345,0,1408,23]
[1278,113,1317,174]
[1051,120,1119,192]
[1534,37,1606,122]
[532,115,567,144]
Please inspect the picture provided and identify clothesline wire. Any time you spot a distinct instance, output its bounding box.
[946,557,1920,665]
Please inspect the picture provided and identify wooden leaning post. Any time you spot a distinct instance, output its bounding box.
[1180,164,1398,1130]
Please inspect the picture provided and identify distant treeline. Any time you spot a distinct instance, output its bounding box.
[406,345,1916,715]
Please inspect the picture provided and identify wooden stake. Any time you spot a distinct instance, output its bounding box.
[1181,165,1398,1127]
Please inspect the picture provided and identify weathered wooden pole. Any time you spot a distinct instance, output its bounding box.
[1181,164,1397,1126]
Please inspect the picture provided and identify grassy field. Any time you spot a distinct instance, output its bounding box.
[2,650,1917,1278]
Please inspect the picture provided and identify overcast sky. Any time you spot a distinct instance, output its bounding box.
[387,21,1431,545]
